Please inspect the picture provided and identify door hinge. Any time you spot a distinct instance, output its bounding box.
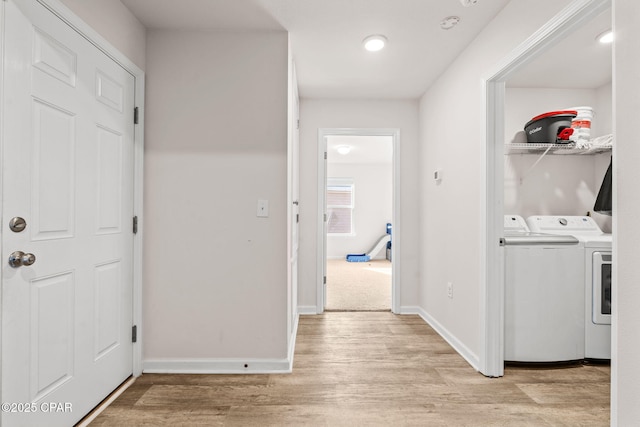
[296,119,300,130]
[323,276,327,285]
[296,213,299,223]
[324,213,327,222]
[324,152,327,160]
[134,107,139,124]
[132,325,137,343]
[133,216,138,234]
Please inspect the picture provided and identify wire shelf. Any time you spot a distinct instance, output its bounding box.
[505,142,611,155]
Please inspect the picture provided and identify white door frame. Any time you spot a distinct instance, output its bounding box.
[480,0,611,377]
[0,0,145,376]
[317,128,400,314]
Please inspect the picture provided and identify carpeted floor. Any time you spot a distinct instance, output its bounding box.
[325,258,391,311]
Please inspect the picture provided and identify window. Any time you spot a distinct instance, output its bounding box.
[327,179,354,235]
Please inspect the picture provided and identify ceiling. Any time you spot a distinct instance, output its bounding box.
[507,8,612,88]
[327,136,392,164]
[120,0,512,99]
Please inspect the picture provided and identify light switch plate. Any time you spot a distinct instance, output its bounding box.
[257,199,269,217]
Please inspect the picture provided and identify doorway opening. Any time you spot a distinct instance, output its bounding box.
[325,135,393,311]
[317,128,400,314]
[481,0,611,378]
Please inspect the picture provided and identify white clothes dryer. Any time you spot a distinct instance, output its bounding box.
[526,216,611,360]
[502,215,584,363]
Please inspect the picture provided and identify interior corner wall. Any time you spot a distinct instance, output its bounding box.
[612,0,640,424]
[298,99,420,311]
[417,0,572,363]
[58,0,146,70]
[143,30,289,366]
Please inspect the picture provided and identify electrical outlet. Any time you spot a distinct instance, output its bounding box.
[447,282,453,299]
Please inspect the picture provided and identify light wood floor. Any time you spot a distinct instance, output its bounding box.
[88,312,610,426]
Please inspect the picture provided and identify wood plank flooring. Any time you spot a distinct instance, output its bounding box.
[88,312,610,426]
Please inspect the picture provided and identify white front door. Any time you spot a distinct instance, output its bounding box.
[1,1,135,425]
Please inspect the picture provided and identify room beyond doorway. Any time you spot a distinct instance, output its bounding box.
[317,130,398,312]
[325,258,391,311]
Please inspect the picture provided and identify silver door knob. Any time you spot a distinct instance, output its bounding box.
[8,251,36,268]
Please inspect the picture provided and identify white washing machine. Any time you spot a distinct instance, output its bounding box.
[527,215,611,360]
[502,215,585,363]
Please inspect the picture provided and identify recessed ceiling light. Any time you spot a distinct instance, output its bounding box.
[440,16,460,30]
[597,30,614,44]
[363,35,387,52]
[337,145,351,155]
[459,0,479,6]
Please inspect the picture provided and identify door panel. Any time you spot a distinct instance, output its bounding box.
[2,1,135,425]
[32,99,76,240]
[96,126,124,233]
[32,27,77,86]
[94,261,122,359]
[30,271,75,401]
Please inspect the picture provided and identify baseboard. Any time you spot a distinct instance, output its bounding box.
[403,306,481,371]
[298,305,319,315]
[399,305,422,315]
[144,314,301,375]
[143,357,292,374]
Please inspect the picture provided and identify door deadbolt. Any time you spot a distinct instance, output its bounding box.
[8,251,36,268]
[9,217,27,233]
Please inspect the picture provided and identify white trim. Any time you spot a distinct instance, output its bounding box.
[316,130,327,314]
[32,0,146,376]
[298,305,319,315]
[480,0,611,378]
[397,305,422,315]
[317,128,401,314]
[145,313,300,375]
[411,307,481,372]
[144,358,293,375]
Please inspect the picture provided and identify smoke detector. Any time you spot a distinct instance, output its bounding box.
[440,16,460,30]
[460,0,479,6]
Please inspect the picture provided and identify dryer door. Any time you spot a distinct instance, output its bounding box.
[593,252,612,324]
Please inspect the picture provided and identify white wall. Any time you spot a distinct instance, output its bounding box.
[59,0,146,70]
[326,162,392,259]
[418,0,573,365]
[504,87,612,232]
[612,0,640,423]
[298,99,420,311]
[143,30,290,367]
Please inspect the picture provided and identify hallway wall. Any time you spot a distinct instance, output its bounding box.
[418,0,573,366]
[143,29,290,369]
[298,98,420,312]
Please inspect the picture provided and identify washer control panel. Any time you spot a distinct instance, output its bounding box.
[526,215,602,234]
